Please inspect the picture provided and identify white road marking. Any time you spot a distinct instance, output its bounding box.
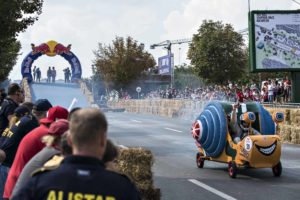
[131,119,142,123]
[188,179,237,200]
[165,128,183,133]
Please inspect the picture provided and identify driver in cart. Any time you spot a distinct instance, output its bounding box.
[230,103,260,143]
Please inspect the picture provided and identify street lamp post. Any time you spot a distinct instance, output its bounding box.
[248,0,251,13]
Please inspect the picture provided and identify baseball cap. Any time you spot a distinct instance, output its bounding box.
[14,106,30,118]
[40,106,69,124]
[33,99,53,112]
[48,119,69,136]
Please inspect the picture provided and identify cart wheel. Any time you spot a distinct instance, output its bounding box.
[272,161,282,177]
[228,161,237,178]
[196,152,204,168]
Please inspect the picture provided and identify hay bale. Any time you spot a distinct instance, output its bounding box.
[116,148,160,200]
[285,109,291,125]
[139,188,161,200]
[292,116,300,125]
[279,125,292,142]
[290,109,300,125]
[291,126,300,144]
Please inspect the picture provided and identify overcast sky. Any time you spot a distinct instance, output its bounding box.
[9,0,299,80]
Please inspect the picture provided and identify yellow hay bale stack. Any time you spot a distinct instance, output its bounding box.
[146,106,151,113]
[149,100,154,106]
[155,100,161,107]
[278,124,291,142]
[266,108,275,116]
[173,100,182,109]
[161,108,169,117]
[291,125,300,144]
[292,116,300,125]
[125,101,131,107]
[285,109,291,125]
[154,107,159,115]
[165,100,172,107]
[142,101,148,108]
[184,100,190,106]
[167,108,173,118]
[131,106,137,113]
[160,100,166,107]
[116,148,161,200]
[290,109,300,125]
[170,108,179,118]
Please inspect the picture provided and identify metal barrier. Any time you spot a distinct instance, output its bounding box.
[261,102,300,109]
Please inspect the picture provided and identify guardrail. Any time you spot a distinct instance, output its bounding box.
[261,102,300,109]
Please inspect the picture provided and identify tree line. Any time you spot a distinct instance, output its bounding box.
[0,0,44,82]
[93,20,287,92]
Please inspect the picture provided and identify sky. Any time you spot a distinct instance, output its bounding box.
[9,0,299,80]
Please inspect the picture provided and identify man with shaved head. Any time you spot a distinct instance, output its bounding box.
[12,108,140,200]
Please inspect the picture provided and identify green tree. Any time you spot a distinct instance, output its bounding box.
[174,64,203,89]
[188,20,247,85]
[0,0,44,82]
[93,36,156,90]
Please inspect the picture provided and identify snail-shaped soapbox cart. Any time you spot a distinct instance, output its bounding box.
[191,101,284,178]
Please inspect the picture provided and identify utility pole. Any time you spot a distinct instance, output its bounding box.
[248,0,251,13]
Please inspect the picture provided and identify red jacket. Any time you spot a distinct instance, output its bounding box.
[236,91,244,103]
[3,124,49,199]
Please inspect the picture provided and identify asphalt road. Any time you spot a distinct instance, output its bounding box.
[106,112,300,200]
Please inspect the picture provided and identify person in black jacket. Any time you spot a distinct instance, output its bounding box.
[12,108,141,200]
[0,83,24,199]
[0,83,24,135]
[0,88,7,105]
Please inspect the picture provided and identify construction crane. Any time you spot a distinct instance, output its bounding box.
[150,27,247,53]
[150,38,192,55]
[150,38,192,88]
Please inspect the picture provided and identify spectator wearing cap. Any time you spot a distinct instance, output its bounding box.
[3,106,68,199]
[11,120,69,198]
[32,99,53,121]
[0,104,34,164]
[12,108,140,200]
[0,99,52,166]
[0,101,34,200]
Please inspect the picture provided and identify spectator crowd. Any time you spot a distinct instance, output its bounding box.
[115,78,292,104]
[0,82,140,199]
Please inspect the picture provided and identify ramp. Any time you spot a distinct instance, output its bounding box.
[31,80,89,109]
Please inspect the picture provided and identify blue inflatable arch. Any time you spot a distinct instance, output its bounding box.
[21,40,82,83]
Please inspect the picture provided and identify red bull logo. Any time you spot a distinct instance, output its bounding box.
[31,43,50,55]
[30,41,72,56]
[54,43,71,55]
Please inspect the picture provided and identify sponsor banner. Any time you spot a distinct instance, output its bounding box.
[158,54,173,75]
